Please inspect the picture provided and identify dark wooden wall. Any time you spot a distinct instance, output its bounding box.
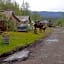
[0,21,4,31]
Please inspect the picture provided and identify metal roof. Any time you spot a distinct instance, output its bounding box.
[16,16,30,22]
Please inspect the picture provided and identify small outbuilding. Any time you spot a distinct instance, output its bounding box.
[16,16,32,31]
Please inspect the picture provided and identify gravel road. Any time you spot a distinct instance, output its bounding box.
[3,27,64,64]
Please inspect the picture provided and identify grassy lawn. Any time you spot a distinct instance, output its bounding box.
[0,28,53,55]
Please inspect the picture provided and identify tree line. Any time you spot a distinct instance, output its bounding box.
[0,0,41,21]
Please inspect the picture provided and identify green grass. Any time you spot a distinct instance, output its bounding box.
[0,28,53,55]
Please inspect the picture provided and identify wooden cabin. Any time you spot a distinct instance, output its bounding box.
[0,10,20,31]
[0,10,31,31]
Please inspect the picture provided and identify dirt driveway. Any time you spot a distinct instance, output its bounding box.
[3,27,64,64]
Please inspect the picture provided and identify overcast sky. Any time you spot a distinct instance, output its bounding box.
[15,0,64,12]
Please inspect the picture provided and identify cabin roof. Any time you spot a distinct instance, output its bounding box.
[16,16,30,22]
[0,10,30,23]
[2,10,13,18]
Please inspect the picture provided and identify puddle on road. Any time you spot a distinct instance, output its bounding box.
[46,39,59,42]
[3,50,30,62]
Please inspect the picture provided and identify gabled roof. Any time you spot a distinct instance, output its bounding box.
[2,10,14,19]
[0,10,20,22]
[0,10,30,23]
[16,16,30,22]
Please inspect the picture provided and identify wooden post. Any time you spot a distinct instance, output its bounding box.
[2,32,10,44]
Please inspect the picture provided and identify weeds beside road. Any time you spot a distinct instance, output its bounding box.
[0,28,52,56]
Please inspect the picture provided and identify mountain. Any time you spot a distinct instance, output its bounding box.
[33,11,64,18]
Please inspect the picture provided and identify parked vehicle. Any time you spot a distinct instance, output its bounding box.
[17,24,28,32]
[17,24,32,32]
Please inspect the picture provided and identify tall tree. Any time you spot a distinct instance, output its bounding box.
[21,1,30,16]
[24,2,30,10]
